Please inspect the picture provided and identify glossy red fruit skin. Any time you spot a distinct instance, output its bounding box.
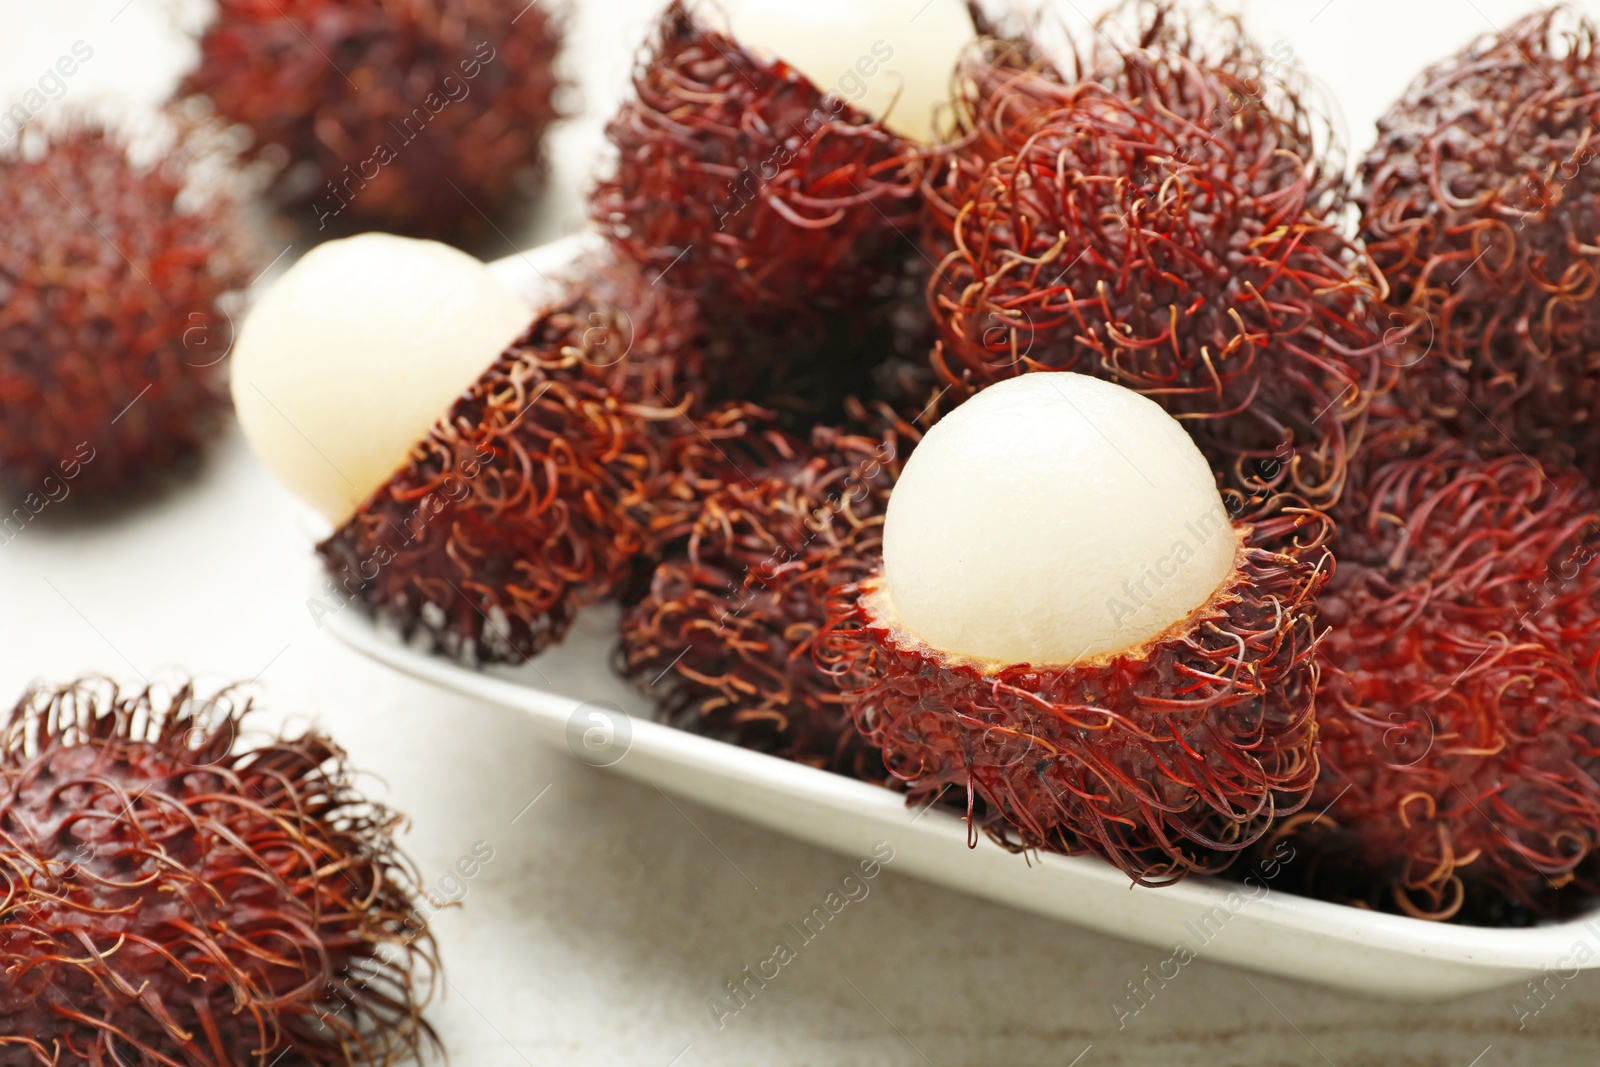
[1289,437,1600,922]
[184,0,564,241]
[592,2,923,314]
[925,26,1390,509]
[0,125,250,499]
[0,678,436,1066]
[820,498,1331,885]
[619,415,916,779]
[316,250,719,664]
[1358,9,1600,475]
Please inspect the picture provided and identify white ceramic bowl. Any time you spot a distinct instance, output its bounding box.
[327,235,1600,1003]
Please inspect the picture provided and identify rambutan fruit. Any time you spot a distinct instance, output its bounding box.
[591,1,972,425]
[234,233,729,663]
[0,677,437,1065]
[1276,439,1600,922]
[0,122,252,499]
[593,0,971,311]
[619,409,916,779]
[1357,8,1600,470]
[923,17,1390,507]
[820,373,1329,884]
[182,0,565,241]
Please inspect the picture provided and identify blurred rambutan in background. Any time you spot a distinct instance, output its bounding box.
[182,0,566,242]
[1358,7,1600,473]
[0,677,437,1064]
[0,120,253,502]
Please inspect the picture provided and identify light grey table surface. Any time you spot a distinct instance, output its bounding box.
[4,1,1600,1064]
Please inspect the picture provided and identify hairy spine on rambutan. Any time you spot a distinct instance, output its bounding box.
[182,0,566,241]
[923,19,1390,508]
[0,678,437,1065]
[1282,441,1600,922]
[316,251,715,664]
[619,410,916,778]
[0,121,253,499]
[1357,8,1600,473]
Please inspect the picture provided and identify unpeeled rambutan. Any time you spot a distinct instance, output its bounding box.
[0,123,251,499]
[1281,440,1600,922]
[924,16,1389,506]
[0,678,437,1065]
[183,0,565,241]
[618,410,915,779]
[316,247,716,664]
[1357,7,1600,470]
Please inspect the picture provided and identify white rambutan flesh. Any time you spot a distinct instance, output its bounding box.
[231,234,529,524]
[880,372,1238,665]
[716,0,974,142]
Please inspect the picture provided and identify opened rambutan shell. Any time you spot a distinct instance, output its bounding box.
[1357,8,1600,470]
[183,0,564,241]
[619,413,916,779]
[592,2,923,313]
[1286,443,1600,921]
[820,498,1330,884]
[316,249,718,664]
[924,40,1389,507]
[0,124,251,499]
[0,678,436,1065]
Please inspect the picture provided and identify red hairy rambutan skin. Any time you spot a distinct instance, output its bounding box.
[317,250,716,664]
[182,0,565,241]
[618,411,916,779]
[592,2,924,313]
[1283,442,1600,921]
[820,498,1331,885]
[0,124,251,499]
[1357,8,1600,471]
[924,32,1390,507]
[0,678,437,1066]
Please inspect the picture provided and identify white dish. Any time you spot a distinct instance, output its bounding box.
[327,234,1600,1003]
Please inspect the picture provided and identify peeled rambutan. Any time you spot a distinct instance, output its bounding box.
[820,373,1329,884]
[311,244,716,663]
[182,0,565,241]
[924,19,1390,506]
[618,409,915,779]
[0,677,436,1065]
[0,122,252,499]
[1277,439,1600,922]
[1357,8,1600,469]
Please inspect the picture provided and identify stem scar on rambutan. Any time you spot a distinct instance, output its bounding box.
[0,677,438,1065]
[820,373,1330,885]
